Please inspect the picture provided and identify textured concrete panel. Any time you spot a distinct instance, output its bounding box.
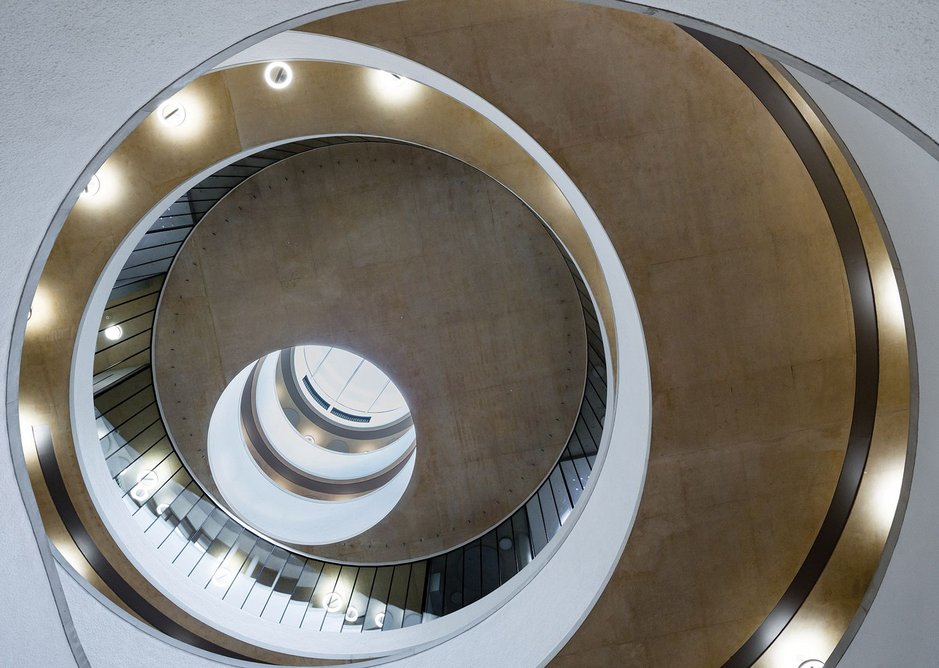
[155,142,585,561]
[307,2,855,663]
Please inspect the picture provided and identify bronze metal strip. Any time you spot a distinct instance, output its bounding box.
[31,424,256,663]
[683,29,881,667]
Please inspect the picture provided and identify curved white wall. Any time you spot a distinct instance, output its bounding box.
[3,2,939,667]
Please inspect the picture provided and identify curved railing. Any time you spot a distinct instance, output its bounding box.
[91,137,607,633]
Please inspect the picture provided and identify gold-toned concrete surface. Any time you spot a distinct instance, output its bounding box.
[154,141,585,561]
[305,1,858,664]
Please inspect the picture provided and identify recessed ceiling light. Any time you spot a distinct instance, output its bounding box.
[378,70,405,88]
[798,661,825,668]
[155,503,169,515]
[498,537,514,551]
[82,174,101,198]
[157,100,186,127]
[131,472,157,501]
[324,591,344,612]
[369,69,418,102]
[104,324,123,341]
[374,611,386,628]
[264,61,293,89]
[344,606,359,623]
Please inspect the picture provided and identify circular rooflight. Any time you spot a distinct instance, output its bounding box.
[209,346,417,544]
[103,324,123,341]
[264,61,293,89]
[157,100,186,126]
[299,345,409,429]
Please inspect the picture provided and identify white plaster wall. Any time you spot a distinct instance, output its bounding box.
[0,446,77,665]
[589,1,939,157]
[3,1,939,666]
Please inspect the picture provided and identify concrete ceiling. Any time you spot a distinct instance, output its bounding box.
[3,1,937,666]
